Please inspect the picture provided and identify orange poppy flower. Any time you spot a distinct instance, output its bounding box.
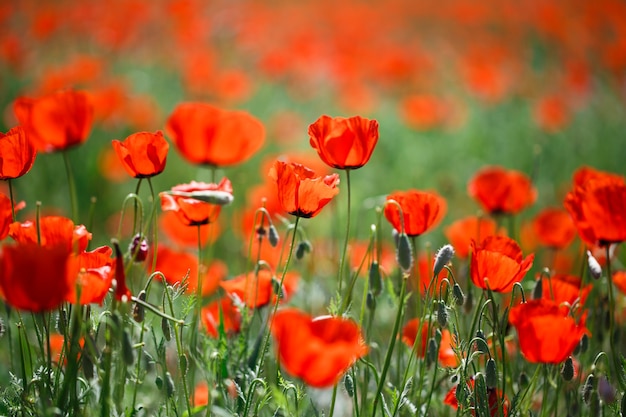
[538,274,591,307]
[9,216,91,253]
[0,126,36,180]
[149,244,198,290]
[160,178,233,226]
[165,102,265,167]
[66,246,114,305]
[470,236,534,293]
[401,318,458,367]
[444,376,510,416]
[307,115,379,170]
[384,189,443,237]
[159,211,217,248]
[0,243,73,312]
[271,308,368,387]
[509,299,588,364]
[0,193,25,240]
[468,166,536,215]
[201,295,242,337]
[13,90,94,152]
[444,216,498,259]
[268,161,340,218]
[532,207,576,249]
[220,270,299,309]
[564,167,626,246]
[111,131,169,178]
[533,95,569,133]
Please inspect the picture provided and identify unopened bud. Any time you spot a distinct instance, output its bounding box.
[129,234,149,263]
[518,372,529,389]
[426,338,438,366]
[268,224,279,247]
[396,233,413,272]
[485,358,498,389]
[82,349,94,380]
[143,350,156,373]
[582,374,595,404]
[532,278,543,300]
[366,292,376,310]
[437,301,448,328]
[180,353,188,376]
[579,334,589,354]
[587,251,602,280]
[122,330,135,366]
[162,317,171,341]
[165,371,175,398]
[133,290,147,323]
[598,376,617,404]
[621,390,626,416]
[368,261,382,296]
[433,244,454,276]
[561,357,574,381]
[344,373,354,397]
[295,241,312,260]
[475,330,489,354]
[456,381,469,405]
[452,283,464,306]
[57,308,68,336]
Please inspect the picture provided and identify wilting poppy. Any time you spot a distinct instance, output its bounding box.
[0,243,73,312]
[14,89,94,152]
[532,208,577,249]
[165,102,265,167]
[468,166,536,215]
[160,178,233,226]
[401,318,458,367]
[470,236,534,293]
[0,126,36,180]
[384,189,443,237]
[66,246,114,305]
[220,270,299,309]
[111,131,169,178]
[564,167,626,246]
[444,216,498,259]
[268,161,339,218]
[444,376,510,416]
[271,308,368,387]
[308,115,379,170]
[9,216,91,253]
[537,274,591,307]
[201,296,242,337]
[509,299,588,364]
[0,193,25,240]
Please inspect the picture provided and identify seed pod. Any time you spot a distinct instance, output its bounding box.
[344,373,354,397]
[437,301,448,328]
[122,329,135,366]
[433,244,454,276]
[452,283,464,306]
[368,261,382,296]
[133,290,147,323]
[396,232,413,272]
[165,371,175,398]
[162,317,171,341]
[485,358,498,389]
[561,357,574,382]
[268,224,279,247]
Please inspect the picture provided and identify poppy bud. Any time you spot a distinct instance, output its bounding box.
[426,337,438,366]
[368,261,382,296]
[532,278,542,299]
[598,376,617,404]
[474,330,489,354]
[122,329,135,366]
[133,290,146,323]
[452,283,464,306]
[579,334,589,354]
[155,375,163,390]
[587,251,602,280]
[295,240,312,260]
[57,308,68,336]
[437,301,448,328]
[143,350,156,373]
[344,373,354,397]
[129,233,149,263]
[561,357,574,381]
[165,371,175,398]
[396,232,413,272]
[456,380,469,405]
[433,244,454,276]
[485,358,498,389]
[166,189,234,205]
[366,292,376,310]
[180,353,188,376]
[268,224,279,247]
[518,372,529,389]
[82,348,94,380]
[582,374,595,404]
[272,277,283,300]
[162,317,171,341]
[474,373,490,415]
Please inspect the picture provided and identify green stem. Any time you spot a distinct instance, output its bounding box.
[63,150,79,223]
[338,169,352,293]
[7,178,15,221]
[606,245,626,390]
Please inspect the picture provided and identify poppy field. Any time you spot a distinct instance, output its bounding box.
[2,0,626,416]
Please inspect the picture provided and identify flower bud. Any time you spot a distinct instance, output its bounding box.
[426,338,438,366]
[561,357,574,382]
[268,224,279,247]
[532,278,542,300]
[579,334,589,354]
[396,232,413,272]
[162,317,171,341]
[57,308,68,336]
[122,329,135,366]
[518,372,529,389]
[129,233,149,263]
[165,371,175,398]
[143,350,156,373]
[433,244,454,276]
[344,373,354,397]
[587,251,602,280]
[295,240,312,260]
[366,292,376,310]
[180,353,188,376]
[582,374,595,404]
[474,330,490,354]
[598,376,617,404]
[485,358,498,389]
[437,301,448,328]
[133,290,147,323]
[368,261,382,296]
[452,283,464,306]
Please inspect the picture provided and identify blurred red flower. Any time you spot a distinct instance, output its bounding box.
[220,270,299,309]
[0,193,25,240]
[0,126,36,180]
[159,211,218,248]
[470,236,534,293]
[538,274,591,307]
[9,216,91,253]
[111,131,169,178]
[402,318,458,367]
[564,167,626,246]
[66,246,114,305]
[271,308,367,387]
[160,178,233,226]
[468,166,536,215]
[532,207,577,249]
[14,90,94,152]
[444,216,498,259]
[533,95,569,133]
[308,115,379,170]
[268,161,339,218]
[509,299,588,364]
[165,102,265,167]
[444,376,510,416]
[384,189,444,237]
[201,295,242,337]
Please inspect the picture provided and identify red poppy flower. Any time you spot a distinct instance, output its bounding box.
[271,308,368,387]
[9,216,91,253]
[0,243,73,312]
[220,270,299,309]
[160,178,233,226]
[66,246,114,305]
[307,115,379,169]
[201,296,242,337]
[111,131,169,178]
[509,299,588,364]
[444,376,510,416]
[401,318,458,367]
[532,208,577,249]
[165,102,265,167]
[564,167,626,246]
[268,161,339,218]
[470,236,534,293]
[416,253,451,297]
[13,90,94,152]
[113,241,131,301]
[538,274,591,306]
[348,240,396,276]
[612,271,626,295]
[384,189,443,237]
[533,95,569,133]
[0,126,36,180]
[149,244,198,290]
[159,211,218,248]
[0,193,25,240]
[444,216,498,259]
[468,166,536,215]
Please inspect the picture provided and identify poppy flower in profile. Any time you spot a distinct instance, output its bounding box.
[0,243,73,312]
[538,274,591,307]
[201,295,242,337]
[509,299,588,364]
[564,167,626,246]
[160,178,233,226]
[220,270,299,309]
[444,216,498,259]
[532,208,577,249]
[384,189,443,237]
[268,161,340,218]
[0,126,36,180]
[271,308,368,387]
[308,115,379,170]
[14,89,94,152]
[470,236,534,293]
[165,102,265,167]
[9,216,91,253]
[66,246,114,305]
[401,318,458,367]
[111,131,169,178]
[468,166,536,215]
[444,376,510,416]
[0,193,25,240]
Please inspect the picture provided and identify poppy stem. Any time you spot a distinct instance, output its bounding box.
[338,169,352,294]
[7,178,15,221]
[606,245,626,391]
[62,150,79,223]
